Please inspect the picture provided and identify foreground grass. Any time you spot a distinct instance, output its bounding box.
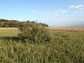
[0,30,84,63]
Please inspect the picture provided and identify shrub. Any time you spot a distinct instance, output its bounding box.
[18,23,54,44]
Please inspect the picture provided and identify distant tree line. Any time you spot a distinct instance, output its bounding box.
[0,19,48,27]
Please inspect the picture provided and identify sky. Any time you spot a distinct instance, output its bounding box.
[0,0,84,26]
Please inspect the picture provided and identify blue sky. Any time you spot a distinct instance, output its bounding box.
[0,0,84,26]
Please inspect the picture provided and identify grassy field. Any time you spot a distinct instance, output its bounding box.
[0,29,84,63]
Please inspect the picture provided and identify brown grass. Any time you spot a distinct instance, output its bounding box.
[46,27,84,31]
[0,28,18,30]
[0,27,84,31]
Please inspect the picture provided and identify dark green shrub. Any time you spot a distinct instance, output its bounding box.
[0,19,48,28]
[18,24,54,43]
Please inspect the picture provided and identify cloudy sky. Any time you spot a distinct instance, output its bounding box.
[0,0,84,26]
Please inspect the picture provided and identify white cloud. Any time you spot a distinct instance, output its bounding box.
[55,10,67,13]
[31,10,67,16]
[44,10,67,16]
[31,10,37,13]
[69,5,84,9]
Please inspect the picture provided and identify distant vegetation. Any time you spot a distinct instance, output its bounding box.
[0,19,48,27]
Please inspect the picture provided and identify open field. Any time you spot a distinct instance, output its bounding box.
[0,27,84,31]
[47,27,84,31]
[0,28,84,63]
[0,28,18,30]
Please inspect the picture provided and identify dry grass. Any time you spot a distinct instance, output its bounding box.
[46,27,84,31]
[0,28,18,30]
[0,27,84,31]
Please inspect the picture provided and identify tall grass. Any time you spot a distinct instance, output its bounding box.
[0,30,84,63]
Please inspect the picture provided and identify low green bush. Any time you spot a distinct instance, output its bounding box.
[18,24,54,43]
